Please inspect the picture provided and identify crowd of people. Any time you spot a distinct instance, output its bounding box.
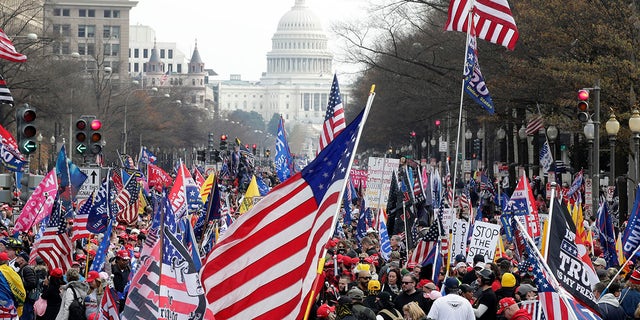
[308,218,640,320]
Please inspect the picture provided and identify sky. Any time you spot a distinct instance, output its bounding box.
[130,0,370,81]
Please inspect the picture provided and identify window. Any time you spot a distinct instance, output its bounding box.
[53,24,71,37]
[104,44,119,56]
[103,26,120,39]
[177,64,182,73]
[160,49,165,59]
[88,10,95,17]
[134,49,139,58]
[87,43,95,56]
[167,63,173,72]
[168,49,173,59]
[113,10,120,18]
[78,25,85,37]
[104,10,111,18]
[87,25,95,37]
[78,25,95,38]
[134,63,139,72]
[79,9,86,17]
[52,42,70,55]
[53,8,61,16]
[143,49,148,58]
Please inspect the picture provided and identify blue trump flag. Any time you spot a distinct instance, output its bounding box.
[56,145,87,213]
[463,27,495,114]
[596,202,618,267]
[622,184,640,259]
[275,116,293,182]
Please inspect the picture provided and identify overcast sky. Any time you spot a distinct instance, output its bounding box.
[130,0,369,81]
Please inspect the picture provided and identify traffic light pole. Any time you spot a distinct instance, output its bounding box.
[593,80,600,216]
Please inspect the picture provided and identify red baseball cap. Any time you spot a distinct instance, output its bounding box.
[86,270,100,283]
[316,304,335,317]
[116,249,130,260]
[497,297,517,314]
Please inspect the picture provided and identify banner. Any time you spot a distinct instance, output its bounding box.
[364,157,400,209]
[450,218,469,262]
[467,221,500,263]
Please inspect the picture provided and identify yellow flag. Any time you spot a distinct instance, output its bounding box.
[239,175,261,213]
[494,235,505,262]
[200,173,215,202]
[616,233,625,266]
[138,188,147,215]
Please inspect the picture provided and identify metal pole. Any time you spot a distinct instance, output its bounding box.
[635,135,640,184]
[609,137,616,185]
[593,80,601,214]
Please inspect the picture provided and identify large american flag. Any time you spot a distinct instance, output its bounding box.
[201,109,364,319]
[116,176,140,225]
[317,74,346,153]
[0,74,14,106]
[71,197,92,241]
[525,114,545,136]
[35,198,73,271]
[444,0,519,50]
[0,28,27,62]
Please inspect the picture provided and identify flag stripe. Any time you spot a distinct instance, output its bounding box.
[445,0,518,50]
[0,29,27,63]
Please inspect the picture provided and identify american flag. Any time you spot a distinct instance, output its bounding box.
[444,0,518,50]
[0,28,27,62]
[520,301,539,320]
[200,109,364,319]
[35,198,73,272]
[71,196,92,241]
[99,284,120,320]
[525,114,545,136]
[317,74,346,153]
[160,70,171,85]
[116,176,140,225]
[0,74,14,105]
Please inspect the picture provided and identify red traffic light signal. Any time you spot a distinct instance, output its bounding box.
[410,131,416,137]
[577,89,589,112]
[90,119,102,130]
[435,120,441,127]
[220,134,227,141]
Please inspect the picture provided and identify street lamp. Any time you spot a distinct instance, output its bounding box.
[605,112,620,185]
[518,125,527,171]
[49,136,55,171]
[547,125,558,159]
[421,138,427,159]
[36,133,43,173]
[477,127,484,168]
[584,119,595,178]
[629,109,640,183]
[497,127,506,162]
[465,129,472,160]
[123,87,159,154]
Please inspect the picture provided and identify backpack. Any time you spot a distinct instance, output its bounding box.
[69,287,87,320]
[379,309,403,320]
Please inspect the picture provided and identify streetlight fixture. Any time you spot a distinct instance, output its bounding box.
[36,133,43,172]
[605,112,620,185]
[584,119,595,178]
[49,136,56,171]
[477,127,485,168]
[421,138,427,159]
[123,87,159,154]
[465,129,472,160]
[497,127,506,162]
[547,125,558,159]
[629,109,640,183]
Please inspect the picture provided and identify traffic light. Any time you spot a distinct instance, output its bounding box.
[19,173,29,202]
[220,134,227,150]
[74,117,89,155]
[409,131,416,144]
[89,119,103,155]
[252,144,257,155]
[196,150,206,162]
[577,89,589,122]
[16,104,37,155]
[208,133,215,160]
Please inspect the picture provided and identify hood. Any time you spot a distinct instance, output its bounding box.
[64,280,90,296]
[598,293,620,307]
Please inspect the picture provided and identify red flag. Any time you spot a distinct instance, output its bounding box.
[193,166,205,188]
[147,163,172,191]
[200,110,364,319]
[0,28,27,62]
[317,74,346,153]
[444,0,519,50]
[99,285,121,320]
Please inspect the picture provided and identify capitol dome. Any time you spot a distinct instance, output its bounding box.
[262,0,333,84]
[277,0,323,32]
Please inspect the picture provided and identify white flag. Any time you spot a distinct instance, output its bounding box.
[539,141,554,173]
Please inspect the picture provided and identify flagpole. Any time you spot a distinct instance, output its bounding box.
[513,199,579,320]
[303,84,376,320]
[375,152,389,229]
[542,178,556,261]
[452,7,475,227]
[603,244,640,296]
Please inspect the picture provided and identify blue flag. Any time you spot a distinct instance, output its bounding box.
[463,29,495,114]
[275,116,293,182]
[0,144,25,172]
[379,218,391,261]
[622,184,640,259]
[56,145,87,213]
[255,175,270,196]
[86,173,115,234]
[540,141,554,173]
[90,219,113,272]
[596,202,619,267]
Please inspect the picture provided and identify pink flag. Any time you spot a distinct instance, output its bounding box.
[14,170,58,233]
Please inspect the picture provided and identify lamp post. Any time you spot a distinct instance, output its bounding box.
[477,127,485,169]
[123,87,159,154]
[465,129,472,160]
[605,112,620,185]
[546,125,558,160]
[36,133,43,173]
[497,127,506,162]
[629,109,640,184]
[421,138,427,160]
[49,136,55,171]
[518,125,527,173]
[584,119,595,179]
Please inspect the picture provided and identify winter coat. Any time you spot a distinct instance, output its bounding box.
[37,279,63,320]
[597,293,627,320]
[54,280,89,320]
[510,308,532,320]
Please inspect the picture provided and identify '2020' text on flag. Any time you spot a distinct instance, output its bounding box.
[200,109,365,319]
[445,0,519,50]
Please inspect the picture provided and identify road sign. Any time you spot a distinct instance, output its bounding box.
[77,167,101,199]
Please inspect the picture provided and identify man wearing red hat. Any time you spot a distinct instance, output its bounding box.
[110,249,131,313]
[497,297,531,320]
[620,268,640,318]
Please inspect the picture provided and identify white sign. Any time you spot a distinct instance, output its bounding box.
[451,219,469,262]
[463,160,472,173]
[364,157,400,209]
[439,141,448,153]
[77,167,101,199]
[467,221,501,264]
[440,208,454,233]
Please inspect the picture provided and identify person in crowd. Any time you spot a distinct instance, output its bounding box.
[394,274,428,312]
[403,301,427,320]
[16,252,37,320]
[463,255,485,285]
[316,303,336,320]
[335,296,356,320]
[374,291,402,320]
[427,277,476,320]
[110,249,131,313]
[55,268,89,320]
[497,297,531,320]
[0,251,25,319]
[347,287,376,320]
[356,270,372,293]
[381,268,401,299]
[459,284,475,305]
[37,268,64,320]
[496,272,517,301]
[620,269,640,318]
[593,281,626,320]
[454,262,468,282]
[364,280,381,312]
[338,275,351,295]
[515,284,537,302]
[473,268,498,320]
[83,271,105,318]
